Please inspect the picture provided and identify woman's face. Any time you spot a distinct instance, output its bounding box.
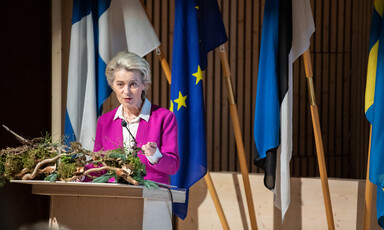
[112,69,147,112]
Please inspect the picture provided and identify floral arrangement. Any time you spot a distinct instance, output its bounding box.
[0,125,157,189]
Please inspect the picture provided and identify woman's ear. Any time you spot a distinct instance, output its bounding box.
[144,82,150,91]
[141,90,146,101]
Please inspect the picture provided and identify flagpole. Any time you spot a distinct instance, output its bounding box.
[205,170,230,230]
[155,46,172,84]
[138,1,172,84]
[51,0,62,143]
[219,45,258,230]
[303,50,335,230]
[363,125,374,230]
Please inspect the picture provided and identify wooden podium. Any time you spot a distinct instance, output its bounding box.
[11,180,186,230]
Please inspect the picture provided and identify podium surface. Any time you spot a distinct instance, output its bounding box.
[12,180,185,230]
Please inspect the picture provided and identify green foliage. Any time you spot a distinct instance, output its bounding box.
[92,172,113,183]
[61,154,74,164]
[108,152,126,161]
[100,149,153,187]
[44,173,58,183]
[143,180,158,190]
[127,154,145,175]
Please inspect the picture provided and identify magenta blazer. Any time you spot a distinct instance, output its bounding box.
[93,104,179,184]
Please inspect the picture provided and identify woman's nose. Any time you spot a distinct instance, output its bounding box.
[123,85,130,95]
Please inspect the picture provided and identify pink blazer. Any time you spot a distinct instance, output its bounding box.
[93,104,179,184]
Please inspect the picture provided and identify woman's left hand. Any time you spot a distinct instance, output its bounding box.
[142,142,157,156]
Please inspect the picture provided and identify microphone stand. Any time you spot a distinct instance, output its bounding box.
[121,120,141,156]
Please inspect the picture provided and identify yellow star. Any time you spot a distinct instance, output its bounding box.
[192,65,203,85]
[170,100,174,112]
[174,91,187,111]
[195,6,199,10]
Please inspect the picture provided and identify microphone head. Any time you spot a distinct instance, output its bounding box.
[121,120,127,127]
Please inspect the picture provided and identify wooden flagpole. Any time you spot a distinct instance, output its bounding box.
[51,0,62,143]
[205,170,230,230]
[363,125,374,230]
[303,50,335,230]
[154,44,230,230]
[219,45,258,230]
[155,46,172,84]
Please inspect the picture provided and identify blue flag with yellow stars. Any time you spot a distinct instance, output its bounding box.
[170,0,227,220]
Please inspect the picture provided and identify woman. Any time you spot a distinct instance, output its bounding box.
[93,51,179,185]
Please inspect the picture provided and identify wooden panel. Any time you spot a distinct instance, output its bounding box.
[52,196,144,230]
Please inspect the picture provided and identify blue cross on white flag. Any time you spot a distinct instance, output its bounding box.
[64,0,160,150]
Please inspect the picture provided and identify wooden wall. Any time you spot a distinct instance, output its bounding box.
[63,0,373,180]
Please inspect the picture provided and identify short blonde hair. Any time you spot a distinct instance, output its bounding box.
[105,51,151,88]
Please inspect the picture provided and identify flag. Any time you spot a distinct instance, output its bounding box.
[365,0,384,227]
[254,0,314,220]
[170,0,227,219]
[64,0,160,150]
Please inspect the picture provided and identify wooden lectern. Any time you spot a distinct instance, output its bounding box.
[12,180,186,230]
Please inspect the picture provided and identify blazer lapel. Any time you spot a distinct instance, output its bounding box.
[136,118,149,148]
[113,118,124,149]
[136,105,153,148]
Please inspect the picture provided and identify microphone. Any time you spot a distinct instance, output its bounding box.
[121,120,136,143]
[121,120,140,154]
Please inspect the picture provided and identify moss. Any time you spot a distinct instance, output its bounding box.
[4,154,24,180]
[21,147,56,171]
[0,160,5,187]
[57,162,77,179]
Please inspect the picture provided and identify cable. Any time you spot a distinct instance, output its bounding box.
[165,187,174,229]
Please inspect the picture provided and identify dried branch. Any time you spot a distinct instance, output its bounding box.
[15,168,29,178]
[38,165,56,174]
[66,166,138,185]
[2,125,29,145]
[22,155,63,180]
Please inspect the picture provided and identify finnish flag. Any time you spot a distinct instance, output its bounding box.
[64,0,160,150]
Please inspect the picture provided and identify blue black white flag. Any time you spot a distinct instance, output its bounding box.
[254,0,314,220]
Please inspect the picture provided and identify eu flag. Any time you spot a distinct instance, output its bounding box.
[365,0,384,227]
[170,0,227,219]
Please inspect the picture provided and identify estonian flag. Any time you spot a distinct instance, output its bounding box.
[64,0,160,150]
[365,0,384,227]
[170,0,227,219]
[254,0,314,219]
